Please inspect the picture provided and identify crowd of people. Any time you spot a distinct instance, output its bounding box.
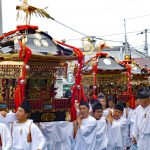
[0,86,149,150]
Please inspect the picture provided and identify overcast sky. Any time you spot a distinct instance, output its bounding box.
[1,0,150,52]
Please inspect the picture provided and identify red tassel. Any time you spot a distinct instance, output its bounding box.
[71,106,77,121]
[71,86,77,121]
[14,87,21,112]
[27,123,32,143]
[27,132,32,143]
[92,95,98,100]
[130,94,135,109]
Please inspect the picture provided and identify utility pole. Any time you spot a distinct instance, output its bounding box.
[144,29,148,56]
[124,19,130,56]
[137,29,149,56]
[0,0,3,35]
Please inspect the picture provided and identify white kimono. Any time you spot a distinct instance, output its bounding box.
[129,106,141,138]
[54,121,74,150]
[73,115,97,150]
[0,111,16,130]
[122,107,132,148]
[11,119,46,150]
[40,121,74,150]
[40,122,56,150]
[0,123,12,150]
[106,116,127,150]
[95,117,108,150]
[0,114,6,123]
[102,109,109,118]
[132,104,150,150]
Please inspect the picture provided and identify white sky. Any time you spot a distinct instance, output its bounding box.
[1,0,150,52]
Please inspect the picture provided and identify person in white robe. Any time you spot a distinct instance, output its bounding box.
[73,99,97,150]
[132,86,150,150]
[107,96,115,112]
[40,122,56,150]
[0,122,12,150]
[127,99,140,150]
[40,121,74,150]
[92,102,108,150]
[97,93,109,117]
[105,97,115,119]
[106,103,127,150]
[0,110,16,131]
[53,121,74,150]
[0,100,46,150]
[129,99,140,138]
[122,102,132,149]
[12,119,46,150]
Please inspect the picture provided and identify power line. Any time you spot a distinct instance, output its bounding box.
[64,38,83,42]
[66,36,124,43]
[94,37,123,43]
[51,17,88,37]
[95,30,144,38]
[65,32,142,42]
[49,15,150,41]
[134,45,145,48]
[126,13,150,20]
[51,14,150,37]
[50,16,150,47]
[50,15,150,42]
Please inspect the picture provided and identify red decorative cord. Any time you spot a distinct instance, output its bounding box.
[55,41,85,121]
[14,38,32,111]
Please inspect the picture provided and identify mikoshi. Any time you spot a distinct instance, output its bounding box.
[82,52,148,108]
[0,25,84,122]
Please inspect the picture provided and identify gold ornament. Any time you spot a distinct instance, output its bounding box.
[124,55,131,61]
[83,43,94,55]
[41,113,56,121]
[16,0,53,24]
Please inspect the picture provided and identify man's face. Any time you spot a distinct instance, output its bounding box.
[16,107,28,121]
[139,98,150,108]
[108,101,114,108]
[79,105,89,119]
[135,100,140,107]
[93,109,103,120]
[99,99,106,108]
[75,100,79,110]
[113,109,123,120]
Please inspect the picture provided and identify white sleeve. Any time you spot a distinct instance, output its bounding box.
[111,118,126,129]
[107,121,123,148]
[110,121,120,128]
[5,112,17,123]
[3,125,12,150]
[96,120,108,148]
[80,120,97,136]
[132,113,139,140]
[0,114,6,123]
[31,124,46,150]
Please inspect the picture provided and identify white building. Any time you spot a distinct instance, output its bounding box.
[102,45,146,60]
